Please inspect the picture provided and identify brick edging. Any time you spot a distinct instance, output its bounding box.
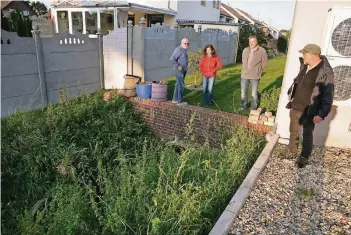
[208,134,280,235]
[129,97,272,135]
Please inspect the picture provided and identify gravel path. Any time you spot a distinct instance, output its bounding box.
[230,145,351,235]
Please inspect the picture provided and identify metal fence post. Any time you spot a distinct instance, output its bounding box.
[97,28,104,89]
[127,20,133,75]
[174,22,179,49]
[198,25,202,49]
[31,25,48,107]
[139,17,146,82]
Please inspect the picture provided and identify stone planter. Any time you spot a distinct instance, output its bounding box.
[151,82,168,102]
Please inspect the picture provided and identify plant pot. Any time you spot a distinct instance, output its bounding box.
[136,83,152,99]
[151,83,168,102]
[122,74,140,98]
[123,74,140,89]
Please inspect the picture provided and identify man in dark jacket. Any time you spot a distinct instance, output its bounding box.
[286,44,334,168]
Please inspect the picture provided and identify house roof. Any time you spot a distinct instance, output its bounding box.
[52,0,176,15]
[220,9,232,18]
[176,19,239,26]
[236,8,263,26]
[54,0,130,7]
[220,3,247,21]
[1,1,12,9]
[130,3,176,15]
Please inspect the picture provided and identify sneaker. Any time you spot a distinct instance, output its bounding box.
[296,155,309,168]
[177,102,188,106]
[172,100,177,104]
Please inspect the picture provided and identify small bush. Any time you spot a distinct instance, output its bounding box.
[277,36,288,54]
[188,48,202,86]
[259,86,281,114]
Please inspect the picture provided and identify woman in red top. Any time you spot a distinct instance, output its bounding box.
[199,44,222,105]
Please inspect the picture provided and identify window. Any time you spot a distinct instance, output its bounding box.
[147,14,164,27]
[22,10,29,16]
[72,12,83,33]
[85,11,97,35]
[220,15,226,22]
[215,0,220,9]
[57,11,69,33]
[101,11,114,35]
[201,0,206,6]
[128,14,135,26]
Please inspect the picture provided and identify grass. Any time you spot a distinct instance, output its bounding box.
[166,56,286,114]
[1,91,265,235]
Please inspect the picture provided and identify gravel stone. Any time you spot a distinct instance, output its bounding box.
[230,145,351,235]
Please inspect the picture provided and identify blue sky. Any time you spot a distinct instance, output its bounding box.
[41,0,296,30]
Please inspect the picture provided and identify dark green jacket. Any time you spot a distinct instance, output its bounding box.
[287,55,334,119]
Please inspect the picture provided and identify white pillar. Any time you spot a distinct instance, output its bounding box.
[114,7,118,30]
[53,9,59,33]
[82,10,86,34]
[68,10,73,34]
[97,10,101,30]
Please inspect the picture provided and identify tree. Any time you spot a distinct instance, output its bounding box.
[28,1,48,15]
[277,36,288,54]
[2,9,32,37]
[280,29,291,39]
[236,24,268,63]
[1,11,10,31]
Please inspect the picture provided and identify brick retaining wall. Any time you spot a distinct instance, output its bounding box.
[130,97,272,145]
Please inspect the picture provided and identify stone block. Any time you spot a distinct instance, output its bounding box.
[268,116,276,123]
[248,114,259,123]
[264,121,275,126]
[250,109,261,116]
[265,111,272,117]
[258,120,264,125]
[261,115,268,122]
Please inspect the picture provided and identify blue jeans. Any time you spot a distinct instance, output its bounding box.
[172,69,187,103]
[202,76,215,104]
[241,78,259,110]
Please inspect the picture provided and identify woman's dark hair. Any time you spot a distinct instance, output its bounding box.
[203,44,217,57]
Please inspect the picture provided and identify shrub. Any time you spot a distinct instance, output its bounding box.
[277,36,288,54]
[259,86,281,114]
[188,48,202,86]
[1,9,32,37]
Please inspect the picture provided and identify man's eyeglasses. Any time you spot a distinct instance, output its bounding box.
[183,42,189,45]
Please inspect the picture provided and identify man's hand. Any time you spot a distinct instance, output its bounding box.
[313,116,323,124]
[178,66,182,71]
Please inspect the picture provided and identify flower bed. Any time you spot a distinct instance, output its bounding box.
[1,90,264,235]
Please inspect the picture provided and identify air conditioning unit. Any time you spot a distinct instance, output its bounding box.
[323,7,351,58]
[322,7,351,106]
[327,57,351,103]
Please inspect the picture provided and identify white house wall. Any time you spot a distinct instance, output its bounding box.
[276,0,351,148]
[128,0,178,11]
[195,24,239,34]
[176,1,220,21]
[164,15,176,27]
